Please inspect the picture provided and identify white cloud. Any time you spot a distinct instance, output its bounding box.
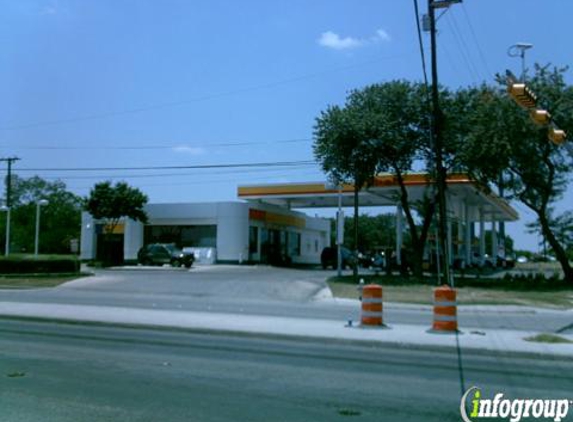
[317,28,391,50]
[172,146,206,155]
[373,29,391,42]
[317,31,363,50]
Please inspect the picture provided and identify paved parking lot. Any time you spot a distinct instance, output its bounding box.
[1,264,572,332]
[65,265,337,302]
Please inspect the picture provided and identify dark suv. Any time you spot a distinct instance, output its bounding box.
[137,243,195,268]
[320,246,357,270]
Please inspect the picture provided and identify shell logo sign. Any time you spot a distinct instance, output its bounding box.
[249,209,305,229]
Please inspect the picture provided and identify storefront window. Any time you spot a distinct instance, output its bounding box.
[249,226,258,254]
[288,232,301,256]
[144,225,216,248]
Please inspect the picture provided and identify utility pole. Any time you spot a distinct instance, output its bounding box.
[1,157,20,208]
[0,157,20,256]
[501,43,533,255]
[427,0,460,287]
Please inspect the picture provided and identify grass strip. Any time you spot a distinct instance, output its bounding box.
[524,334,573,344]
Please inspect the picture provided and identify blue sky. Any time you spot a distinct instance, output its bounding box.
[0,0,571,251]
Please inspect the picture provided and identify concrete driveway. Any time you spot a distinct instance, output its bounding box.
[63,265,336,302]
[2,265,572,333]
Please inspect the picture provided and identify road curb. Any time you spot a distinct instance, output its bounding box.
[1,313,572,362]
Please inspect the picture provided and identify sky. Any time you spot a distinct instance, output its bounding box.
[0,0,572,252]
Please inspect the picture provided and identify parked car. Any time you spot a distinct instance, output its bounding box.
[137,243,195,268]
[470,253,515,268]
[516,255,528,264]
[357,252,374,268]
[371,251,387,270]
[320,246,357,270]
[499,255,515,268]
[530,254,556,263]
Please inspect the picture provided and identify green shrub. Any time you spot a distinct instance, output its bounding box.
[456,273,567,290]
[330,272,569,291]
[0,255,80,274]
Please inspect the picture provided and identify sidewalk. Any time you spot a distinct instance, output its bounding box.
[1,301,572,358]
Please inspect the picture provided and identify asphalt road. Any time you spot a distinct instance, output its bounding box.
[0,266,572,332]
[1,319,572,422]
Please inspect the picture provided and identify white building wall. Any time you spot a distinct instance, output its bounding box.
[297,216,329,265]
[124,219,144,261]
[298,231,323,264]
[216,202,249,263]
[80,201,330,265]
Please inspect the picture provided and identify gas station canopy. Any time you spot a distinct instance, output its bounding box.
[238,173,518,222]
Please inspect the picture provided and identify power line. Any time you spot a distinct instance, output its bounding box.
[444,11,481,84]
[460,3,492,79]
[0,53,414,132]
[445,13,481,83]
[17,160,317,173]
[440,41,463,79]
[448,8,487,82]
[64,171,323,191]
[1,138,311,151]
[29,165,315,180]
[413,0,430,89]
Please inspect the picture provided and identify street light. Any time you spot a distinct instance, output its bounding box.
[508,42,533,82]
[0,205,9,256]
[34,199,49,256]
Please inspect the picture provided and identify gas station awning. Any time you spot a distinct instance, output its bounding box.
[238,173,518,222]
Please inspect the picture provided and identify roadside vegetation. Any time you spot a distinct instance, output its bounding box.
[524,334,573,344]
[0,274,85,289]
[84,181,148,266]
[0,176,82,255]
[327,272,573,309]
[0,254,85,289]
[0,254,80,274]
[314,65,573,283]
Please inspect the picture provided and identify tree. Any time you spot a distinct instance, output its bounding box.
[84,181,148,264]
[314,81,442,277]
[528,211,573,261]
[329,214,396,253]
[0,176,82,254]
[461,65,573,282]
[550,211,573,261]
[314,101,379,279]
[84,181,149,234]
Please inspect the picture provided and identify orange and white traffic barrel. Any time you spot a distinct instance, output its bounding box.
[431,284,458,333]
[361,284,384,327]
